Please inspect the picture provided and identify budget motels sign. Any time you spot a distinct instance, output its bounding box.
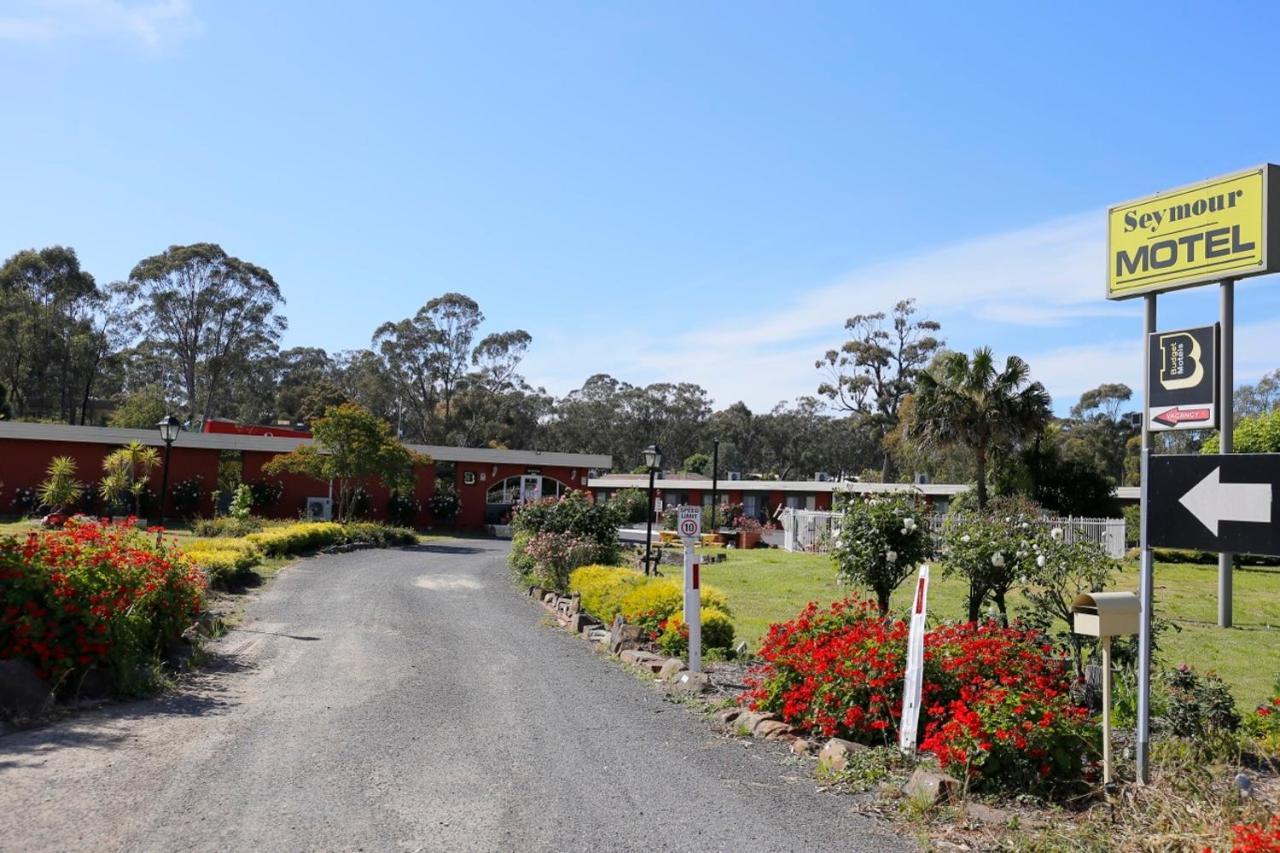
[1107,165,1280,299]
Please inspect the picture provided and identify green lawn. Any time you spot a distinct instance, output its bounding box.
[697,548,1280,705]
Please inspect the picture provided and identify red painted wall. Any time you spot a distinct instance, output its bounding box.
[2,435,597,530]
[0,438,218,517]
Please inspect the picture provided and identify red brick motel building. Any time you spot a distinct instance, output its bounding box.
[0,421,611,531]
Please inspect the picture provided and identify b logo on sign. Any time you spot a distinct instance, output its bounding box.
[1158,332,1204,391]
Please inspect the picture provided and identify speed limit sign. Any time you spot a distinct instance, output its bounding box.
[677,506,701,541]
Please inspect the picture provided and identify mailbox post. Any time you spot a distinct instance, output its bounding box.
[1072,592,1140,785]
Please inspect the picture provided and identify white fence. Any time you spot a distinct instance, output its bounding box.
[780,509,1127,558]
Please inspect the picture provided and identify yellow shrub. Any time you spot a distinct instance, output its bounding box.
[620,579,683,623]
[181,537,262,582]
[245,522,343,556]
[663,605,736,650]
[569,564,646,624]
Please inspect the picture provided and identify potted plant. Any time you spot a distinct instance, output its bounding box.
[99,441,160,525]
[734,515,764,549]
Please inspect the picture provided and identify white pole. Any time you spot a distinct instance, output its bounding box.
[1102,635,1113,786]
[1137,293,1156,784]
[1219,280,1235,628]
[683,539,701,672]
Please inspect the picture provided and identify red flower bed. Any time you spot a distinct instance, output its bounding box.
[0,518,206,692]
[744,596,1095,790]
[1230,816,1280,852]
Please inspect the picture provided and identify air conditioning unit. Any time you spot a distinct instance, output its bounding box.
[914,473,930,485]
[814,472,831,482]
[727,471,741,481]
[305,497,332,521]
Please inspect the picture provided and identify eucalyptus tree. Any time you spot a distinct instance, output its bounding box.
[0,246,105,421]
[816,298,942,479]
[123,243,286,425]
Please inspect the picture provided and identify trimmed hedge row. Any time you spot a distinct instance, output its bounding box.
[179,522,418,583]
[182,538,262,584]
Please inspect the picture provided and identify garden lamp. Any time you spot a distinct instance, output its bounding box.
[156,415,181,525]
[643,444,662,576]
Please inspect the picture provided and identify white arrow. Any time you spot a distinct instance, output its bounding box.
[1178,467,1272,535]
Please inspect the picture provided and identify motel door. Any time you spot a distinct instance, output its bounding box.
[520,475,543,503]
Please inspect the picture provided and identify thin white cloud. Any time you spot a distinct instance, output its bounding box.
[525,211,1280,415]
[0,0,202,50]
[528,212,1117,407]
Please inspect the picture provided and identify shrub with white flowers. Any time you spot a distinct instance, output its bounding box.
[831,491,930,614]
[941,494,1043,624]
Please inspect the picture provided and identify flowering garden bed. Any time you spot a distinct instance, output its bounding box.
[0,518,206,696]
[743,595,1095,792]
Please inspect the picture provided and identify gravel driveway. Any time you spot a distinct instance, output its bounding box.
[0,538,911,852]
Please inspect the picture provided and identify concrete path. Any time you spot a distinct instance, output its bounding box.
[0,538,911,852]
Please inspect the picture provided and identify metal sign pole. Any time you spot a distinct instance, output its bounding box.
[1219,279,1235,628]
[1137,293,1156,785]
[683,539,701,672]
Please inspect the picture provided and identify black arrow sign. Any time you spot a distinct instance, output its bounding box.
[1148,454,1280,556]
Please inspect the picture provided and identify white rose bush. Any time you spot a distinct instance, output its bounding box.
[941,495,1043,624]
[831,492,930,614]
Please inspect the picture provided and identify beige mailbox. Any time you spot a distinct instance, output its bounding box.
[1072,592,1140,638]
[1072,590,1140,786]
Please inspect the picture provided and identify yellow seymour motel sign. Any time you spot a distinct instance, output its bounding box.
[1107,165,1280,299]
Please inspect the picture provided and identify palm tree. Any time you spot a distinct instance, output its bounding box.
[100,441,161,517]
[910,347,1051,510]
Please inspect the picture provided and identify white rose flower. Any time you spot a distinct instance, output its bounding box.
[961,534,971,543]
[1051,527,1064,541]
[1037,554,1046,567]
[885,550,898,563]
[991,552,1006,568]
[903,517,917,531]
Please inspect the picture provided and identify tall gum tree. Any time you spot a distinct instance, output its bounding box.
[816,298,942,480]
[123,243,286,426]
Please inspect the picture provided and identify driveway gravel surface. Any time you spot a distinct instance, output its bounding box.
[0,538,912,852]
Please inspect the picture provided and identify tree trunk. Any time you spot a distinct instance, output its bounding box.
[975,445,988,511]
[993,589,1008,626]
[967,585,985,623]
[876,588,891,616]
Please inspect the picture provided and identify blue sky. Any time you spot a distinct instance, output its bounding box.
[4,1,1280,414]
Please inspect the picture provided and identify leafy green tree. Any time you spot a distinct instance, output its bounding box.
[1202,408,1280,454]
[109,386,171,429]
[1234,369,1280,418]
[683,453,711,475]
[0,246,113,423]
[831,492,930,614]
[910,347,1051,510]
[263,403,427,521]
[38,456,84,514]
[123,243,286,425]
[817,298,943,478]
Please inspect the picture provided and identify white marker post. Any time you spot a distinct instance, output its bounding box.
[677,505,702,673]
[899,564,929,756]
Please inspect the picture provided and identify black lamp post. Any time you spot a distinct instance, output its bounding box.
[643,443,662,576]
[156,415,181,525]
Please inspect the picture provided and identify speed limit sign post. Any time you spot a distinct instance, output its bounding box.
[677,506,702,672]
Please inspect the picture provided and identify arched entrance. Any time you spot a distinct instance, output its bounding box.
[485,475,569,523]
